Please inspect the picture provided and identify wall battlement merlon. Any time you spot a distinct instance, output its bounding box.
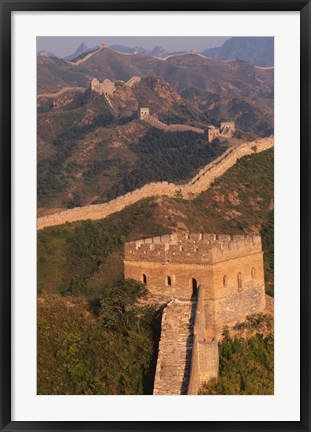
[126,233,261,247]
[124,233,262,263]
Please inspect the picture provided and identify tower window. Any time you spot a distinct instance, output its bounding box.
[142,274,147,284]
[191,278,198,298]
[237,272,242,290]
[166,276,172,286]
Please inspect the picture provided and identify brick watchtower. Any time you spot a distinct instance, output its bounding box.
[124,232,266,339]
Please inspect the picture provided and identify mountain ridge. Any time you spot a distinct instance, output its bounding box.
[38,46,273,97]
[203,37,274,67]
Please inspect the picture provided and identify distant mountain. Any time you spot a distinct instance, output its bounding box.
[38,50,57,58]
[203,37,274,67]
[37,46,273,98]
[111,44,170,58]
[64,43,99,61]
[149,46,169,57]
[37,54,89,93]
[110,44,133,54]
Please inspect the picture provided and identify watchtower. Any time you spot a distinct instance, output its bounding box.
[205,126,220,143]
[138,107,150,120]
[90,78,100,92]
[124,232,266,339]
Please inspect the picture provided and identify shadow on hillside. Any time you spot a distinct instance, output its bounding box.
[142,305,165,395]
[181,299,197,394]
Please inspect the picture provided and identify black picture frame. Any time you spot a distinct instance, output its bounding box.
[1,0,310,430]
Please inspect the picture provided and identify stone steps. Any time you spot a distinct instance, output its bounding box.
[153,299,196,395]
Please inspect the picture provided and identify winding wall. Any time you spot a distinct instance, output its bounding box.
[37,136,274,230]
[37,87,85,98]
[145,116,205,134]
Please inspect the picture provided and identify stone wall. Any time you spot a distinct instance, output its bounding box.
[125,261,213,301]
[144,115,205,134]
[124,234,263,303]
[125,232,266,394]
[126,76,141,87]
[204,284,266,339]
[124,233,262,265]
[188,286,219,394]
[37,136,274,229]
[37,87,85,99]
[70,47,102,65]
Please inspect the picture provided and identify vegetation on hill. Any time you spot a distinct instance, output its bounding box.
[37,46,274,396]
[181,88,273,137]
[37,148,274,395]
[37,71,273,210]
[38,47,273,97]
[38,280,159,395]
[37,78,229,210]
[164,148,274,294]
[38,200,167,297]
[38,148,274,298]
[37,92,137,209]
[100,128,227,202]
[199,315,274,395]
[37,55,89,94]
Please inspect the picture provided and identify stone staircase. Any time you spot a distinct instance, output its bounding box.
[153,299,196,395]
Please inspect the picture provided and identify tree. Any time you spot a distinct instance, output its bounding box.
[100,279,148,329]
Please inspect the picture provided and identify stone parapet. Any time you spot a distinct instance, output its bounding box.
[188,286,219,394]
[124,233,262,265]
[153,299,196,395]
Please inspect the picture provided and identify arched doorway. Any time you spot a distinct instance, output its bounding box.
[191,278,198,298]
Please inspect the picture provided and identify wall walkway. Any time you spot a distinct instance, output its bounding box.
[153,299,196,395]
[145,115,205,134]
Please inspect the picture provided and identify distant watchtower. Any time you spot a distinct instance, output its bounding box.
[124,232,266,339]
[90,78,101,92]
[138,107,150,120]
[89,78,115,95]
[205,126,220,143]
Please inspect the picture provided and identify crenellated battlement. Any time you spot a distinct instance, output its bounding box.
[124,231,266,395]
[124,233,262,264]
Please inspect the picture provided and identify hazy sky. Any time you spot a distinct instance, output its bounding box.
[37,36,231,57]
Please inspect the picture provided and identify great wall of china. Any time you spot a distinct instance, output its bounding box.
[37,86,85,98]
[124,232,268,394]
[37,136,274,230]
[144,115,205,134]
